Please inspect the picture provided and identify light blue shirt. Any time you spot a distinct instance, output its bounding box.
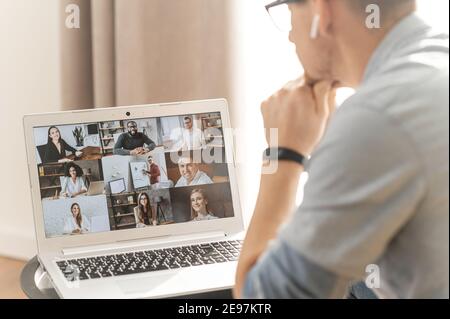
[60,176,87,197]
[244,13,449,299]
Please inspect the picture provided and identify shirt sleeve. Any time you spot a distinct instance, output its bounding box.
[60,177,68,194]
[83,215,91,233]
[63,218,72,235]
[62,140,77,154]
[143,135,156,151]
[42,144,53,164]
[113,134,130,156]
[200,172,213,184]
[279,105,426,279]
[243,239,353,299]
[152,165,161,178]
[79,177,87,192]
[199,130,206,148]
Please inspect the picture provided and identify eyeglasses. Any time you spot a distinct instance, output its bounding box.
[265,0,302,32]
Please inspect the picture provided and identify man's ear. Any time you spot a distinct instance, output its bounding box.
[313,0,332,37]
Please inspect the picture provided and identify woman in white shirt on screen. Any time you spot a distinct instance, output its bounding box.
[171,116,206,151]
[60,163,88,198]
[63,203,91,235]
[190,189,218,222]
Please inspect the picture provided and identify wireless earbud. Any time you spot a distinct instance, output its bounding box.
[310,14,320,39]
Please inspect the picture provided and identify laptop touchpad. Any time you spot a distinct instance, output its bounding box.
[116,272,184,296]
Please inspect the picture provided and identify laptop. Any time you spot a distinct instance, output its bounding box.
[86,181,106,196]
[24,99,244,299]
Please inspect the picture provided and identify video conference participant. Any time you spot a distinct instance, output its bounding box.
[60,163,88,198]
[190,189,218,221]
[142,156,161,185]
[114,121,156,156]
[173,116,206,151]
[43,126,82,163]
[63,203,91,235]
[175,154,213,187]
[134,192,157,227]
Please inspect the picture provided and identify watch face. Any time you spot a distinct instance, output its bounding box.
[263,148,278,160]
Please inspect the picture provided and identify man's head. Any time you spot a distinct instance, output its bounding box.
[282,0,416,86]
[178,155,199,184]
[183,117,193,130]
[127,121,138,136]
[147,156,154,164]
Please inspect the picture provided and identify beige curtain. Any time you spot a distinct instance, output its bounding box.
[59,0,232,110]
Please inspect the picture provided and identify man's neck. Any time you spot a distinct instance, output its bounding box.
[337,9,416,87]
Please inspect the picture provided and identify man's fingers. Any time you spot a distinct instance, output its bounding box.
[328,88,337,115]
[313,81,333,116]
[283,77,304,90]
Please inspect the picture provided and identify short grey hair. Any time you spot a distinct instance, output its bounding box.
[348,0,416,14]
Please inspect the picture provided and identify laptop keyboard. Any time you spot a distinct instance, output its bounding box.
[56,240,243,281]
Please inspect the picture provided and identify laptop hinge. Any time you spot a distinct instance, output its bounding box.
[61,231,226,257]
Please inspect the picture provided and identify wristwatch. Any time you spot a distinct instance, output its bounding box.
[263,147,306,167]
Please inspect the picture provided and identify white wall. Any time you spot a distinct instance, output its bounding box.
[0,0,60,260]
[418,0,449,32]
[102,155,133,193]
[230,0,303,227]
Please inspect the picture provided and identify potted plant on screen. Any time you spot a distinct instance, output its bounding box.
[72,126,85,147]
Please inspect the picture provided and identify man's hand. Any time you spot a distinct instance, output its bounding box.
[261,78,336,156]
[130,147,144,156]
[234,76,337,299]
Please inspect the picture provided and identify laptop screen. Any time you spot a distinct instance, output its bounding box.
[33,112,234,238]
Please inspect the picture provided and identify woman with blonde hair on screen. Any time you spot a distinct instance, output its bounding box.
[63,203,91,235]
[190,189,218,221]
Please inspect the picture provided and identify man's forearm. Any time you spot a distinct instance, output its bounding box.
[113,148,130,156]
[235,161,303,297]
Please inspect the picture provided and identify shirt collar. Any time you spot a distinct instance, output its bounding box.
[362,13,430,83]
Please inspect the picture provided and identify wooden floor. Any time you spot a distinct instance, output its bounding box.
[0,257,27,299]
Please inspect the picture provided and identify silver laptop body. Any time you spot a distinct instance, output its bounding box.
[23,99,244,299]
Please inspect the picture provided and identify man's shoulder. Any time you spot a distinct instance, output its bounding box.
[175,177,186,186]
[353,29,449,116]
[198,170,209,177]
[198,171,213,182]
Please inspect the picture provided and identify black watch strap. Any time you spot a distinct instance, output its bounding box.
[263,147,306,167]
